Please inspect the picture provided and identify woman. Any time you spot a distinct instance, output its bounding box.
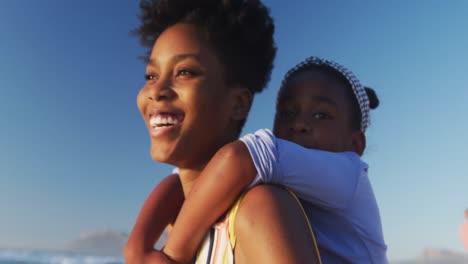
[125,0,320,263]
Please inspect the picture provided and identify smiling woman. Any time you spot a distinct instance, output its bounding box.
[125,0,320,263]
[137,23,237,170]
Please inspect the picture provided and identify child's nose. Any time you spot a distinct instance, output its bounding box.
[290,116,311,134]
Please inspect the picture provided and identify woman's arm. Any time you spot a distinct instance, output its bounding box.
[234,185,321,264]
[163,141,257,263]
[124,173,184,264]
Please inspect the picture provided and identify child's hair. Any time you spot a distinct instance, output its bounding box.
[278,57,379,132]
[134,0,276,95]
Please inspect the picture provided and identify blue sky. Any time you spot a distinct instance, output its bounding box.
[1,0,467,261]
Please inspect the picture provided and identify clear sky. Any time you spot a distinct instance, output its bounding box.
[1,0,467,261]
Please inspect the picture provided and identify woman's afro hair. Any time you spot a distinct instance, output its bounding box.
[135,0,277,94]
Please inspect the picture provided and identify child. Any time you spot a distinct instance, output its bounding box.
[126,56,387,263]
[461,208,468,250]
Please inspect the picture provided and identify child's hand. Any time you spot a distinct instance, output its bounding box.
[124,248,177,264]
[150,250,177,264]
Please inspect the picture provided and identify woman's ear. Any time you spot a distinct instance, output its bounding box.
[230,86,252,121]
[351,131,366,156]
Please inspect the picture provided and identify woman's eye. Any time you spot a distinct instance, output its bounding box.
[178,69,191,76]
[145,74,157,81]
[175,68,198,78]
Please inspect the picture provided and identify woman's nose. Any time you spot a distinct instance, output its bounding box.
[147,78,175,101]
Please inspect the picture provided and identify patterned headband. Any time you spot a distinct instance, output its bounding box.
[280,56,370,132]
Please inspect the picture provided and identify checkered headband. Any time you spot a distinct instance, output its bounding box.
[280,56,370,131]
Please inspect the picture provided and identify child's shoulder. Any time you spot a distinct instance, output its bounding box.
[250,128,274,138]
[240,128,276,147]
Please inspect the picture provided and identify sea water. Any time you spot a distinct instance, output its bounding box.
[0,249,123,264]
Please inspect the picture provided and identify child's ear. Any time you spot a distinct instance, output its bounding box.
[230,86,252,121]
[351,131,366,156]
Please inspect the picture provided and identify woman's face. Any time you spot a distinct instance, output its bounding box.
[273,70,358,153]
[137,23,237,169]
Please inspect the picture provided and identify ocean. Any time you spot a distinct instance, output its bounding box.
[0,249,123,264]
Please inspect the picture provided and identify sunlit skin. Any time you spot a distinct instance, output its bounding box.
[273,70,365,155]
[129,22,320,264]
[136,23,242,186]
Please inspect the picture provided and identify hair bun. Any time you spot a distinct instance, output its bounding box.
[364,86,379,110]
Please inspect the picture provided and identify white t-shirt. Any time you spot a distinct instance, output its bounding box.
[240,129,388,264]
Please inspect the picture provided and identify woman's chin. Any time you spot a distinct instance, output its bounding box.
[149,144,174,164]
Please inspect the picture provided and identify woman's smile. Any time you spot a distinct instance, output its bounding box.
[147,109,185,138]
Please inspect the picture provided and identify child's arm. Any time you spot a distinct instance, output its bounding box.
[242,129,363,209]
[162,141,257,264]
[160,126,361,262]
[125,173,184,264]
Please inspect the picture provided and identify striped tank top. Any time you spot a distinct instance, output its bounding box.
[191,190,322,264]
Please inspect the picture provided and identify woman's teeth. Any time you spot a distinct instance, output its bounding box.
[150,114,180,127]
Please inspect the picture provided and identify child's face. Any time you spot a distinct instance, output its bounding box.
[273,70,359,153]
[137,23,239,169]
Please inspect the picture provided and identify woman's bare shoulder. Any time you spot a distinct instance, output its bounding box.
[233,185,320,264]
[235,184,304,235]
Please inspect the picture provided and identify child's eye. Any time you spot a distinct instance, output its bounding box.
[278,109,296,119]
[312,112,331,119]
